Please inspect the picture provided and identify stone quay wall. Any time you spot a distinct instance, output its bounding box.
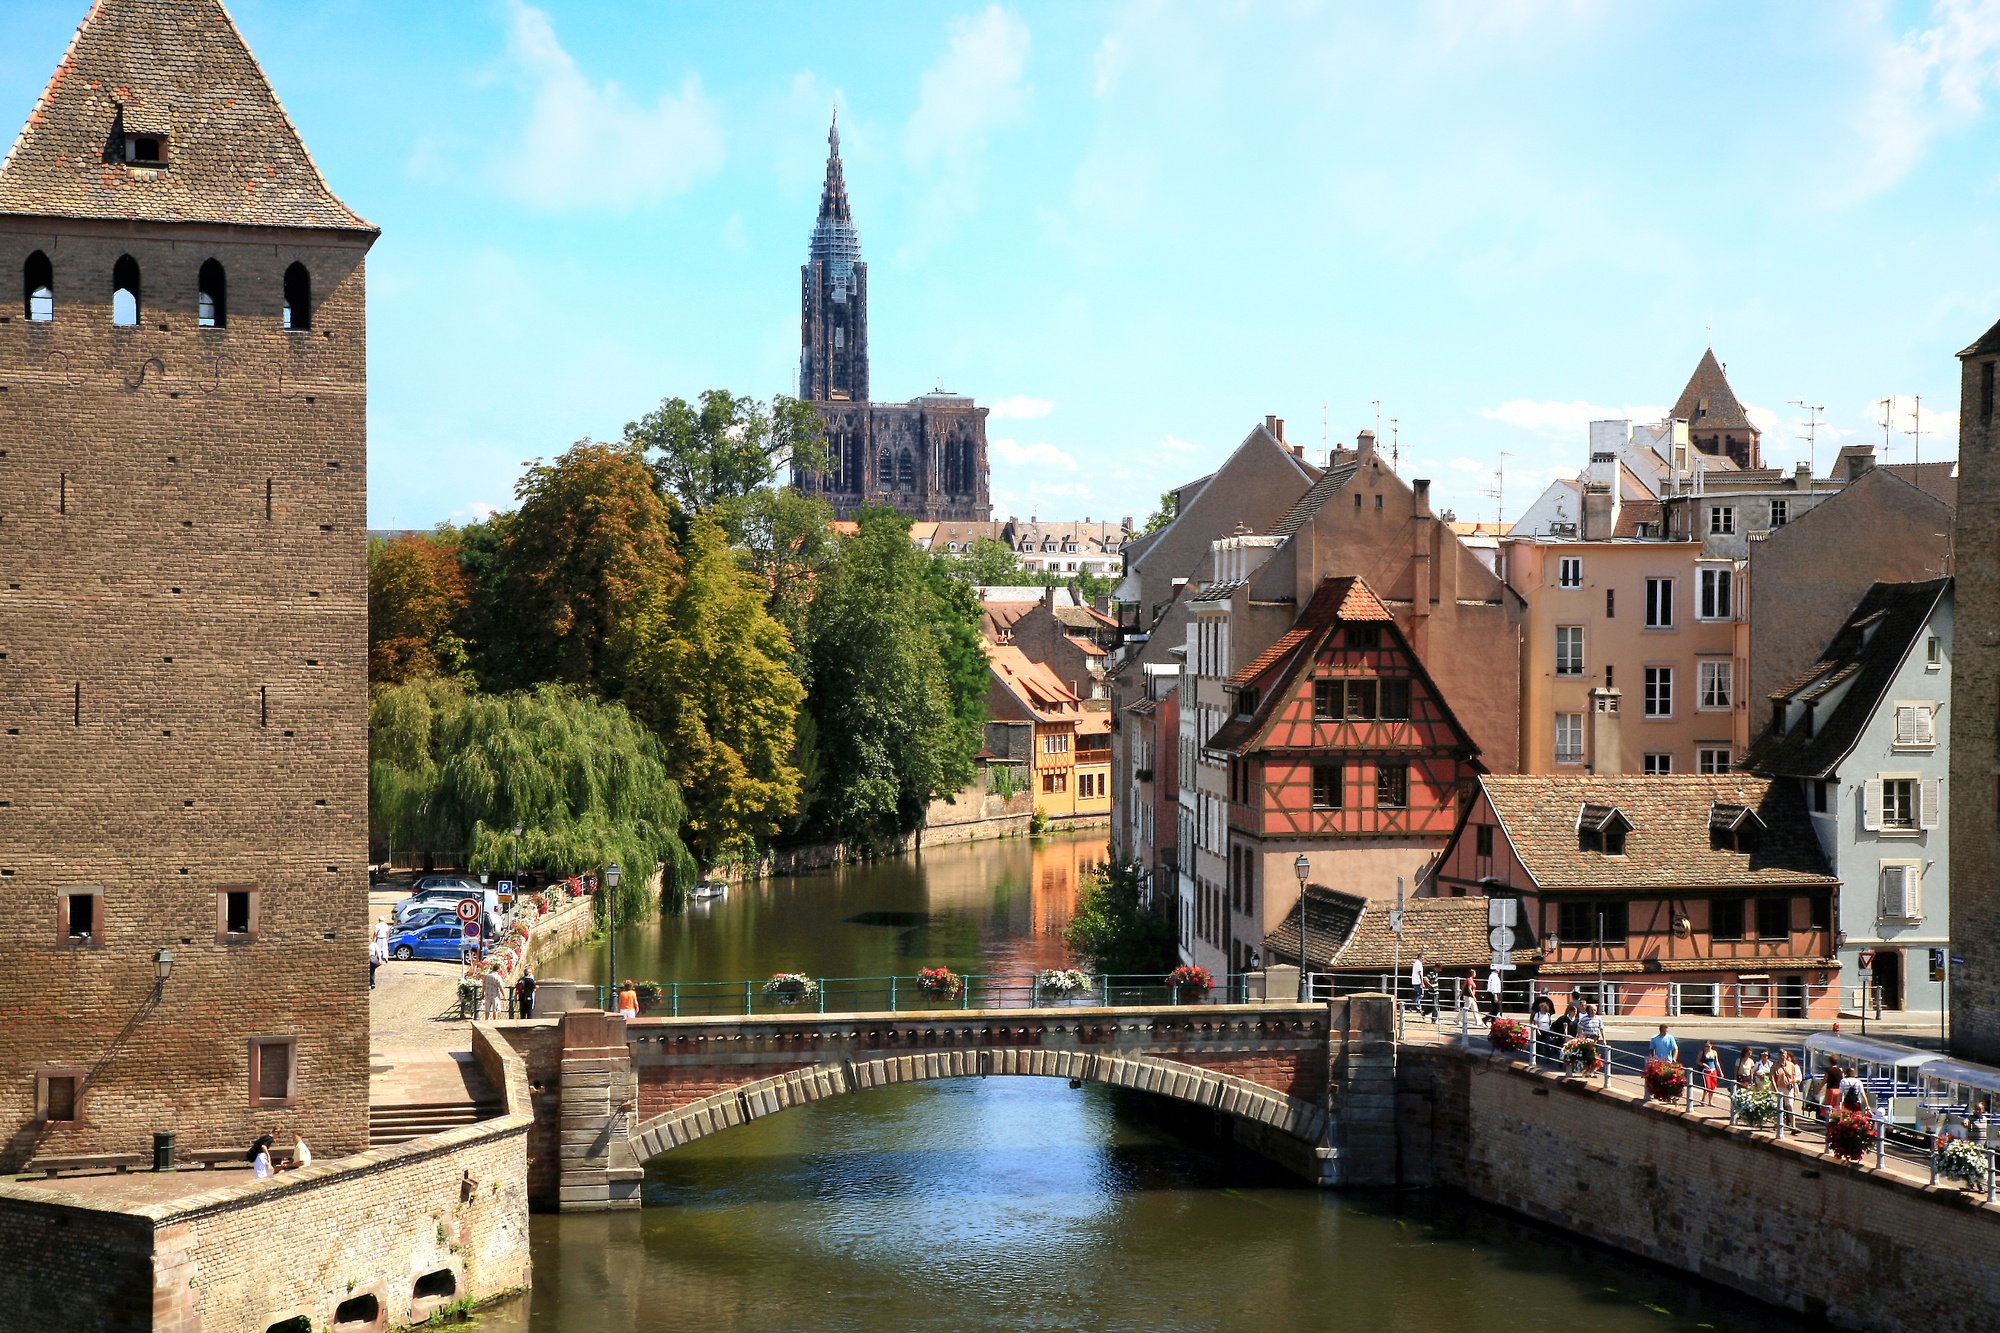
[0,1026,534,1333]
[1407,1043,2000,1333]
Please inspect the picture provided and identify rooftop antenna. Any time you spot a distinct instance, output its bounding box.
[1906,394,1924,465]
[1481,452,1512,527]
[1878,397,1895,458]
[1389,418,1400,471]
[1322,404,1329,459]
[1789,400,1824,481]
[1371,400,1381,442]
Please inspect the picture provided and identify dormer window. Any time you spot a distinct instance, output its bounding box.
[127,134,165,164]
[1708,801,1765,853]
[1577,803,1632,856]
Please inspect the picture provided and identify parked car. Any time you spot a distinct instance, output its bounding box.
[393,885,502,926]
[387,920,474,962]
[412,874,483,895]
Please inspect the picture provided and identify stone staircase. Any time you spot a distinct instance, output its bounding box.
[368,1047,503,1147]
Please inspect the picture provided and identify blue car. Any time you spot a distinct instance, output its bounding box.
[387,920,473,962]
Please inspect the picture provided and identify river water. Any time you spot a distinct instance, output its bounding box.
[477,831,1801,1333]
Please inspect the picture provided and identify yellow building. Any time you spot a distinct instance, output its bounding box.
[985,645,1082,820]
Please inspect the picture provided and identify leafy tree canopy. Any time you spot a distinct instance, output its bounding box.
[1140,490,1179,535]
[949,536,1027,586]
[368,534,471,685]
[625,390,829,516]
[1064,854,1178,975]
[618,516,806,869]
[370,680,695,919]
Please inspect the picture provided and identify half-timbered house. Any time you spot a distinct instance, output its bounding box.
[985,644,1085,823]
[1426,774,1842,1019]
[1204,576,1486,973]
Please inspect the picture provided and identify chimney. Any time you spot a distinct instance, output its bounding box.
[1356,430,1376,460]
[1122,516,1133,531]
[1580,450,1621,539]
[1264,414,1281,441]
[1794,461,1811,488]
[1588,687,1623,774]
[1412,479,1431,515]
[1043,584,1059,612]
[1846,446,1876,483]
[1274,417,1285,444]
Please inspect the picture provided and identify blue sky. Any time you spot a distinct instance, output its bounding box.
[6,1,1999,528]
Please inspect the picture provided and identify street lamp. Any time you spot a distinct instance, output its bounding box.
[153,947,174,993]
[603,862,622,1008]
[1294,854,1312,1002]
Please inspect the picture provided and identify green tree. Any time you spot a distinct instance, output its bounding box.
[1064,854,1178,975]
[925,552,990,778]
[490,442,681,693]
[1140,490,1179,534]
[734,485,836,682]
[805,508,980,845]
[368,534,471,685]
[618,516,806,869]
[370,680,696,918]
[1073,568,1116,606]
[625,390,829,515]
[950,536,1027,586]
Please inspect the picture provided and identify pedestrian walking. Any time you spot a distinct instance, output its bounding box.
[515,969,537,1020]
[1771,1050,1801,1127]
[617,980,640,1020]
[1579,1003,1605,1042]
[1819,1061,1845,1122]
[1531,995,1556,1065]
[1410,954,1427,1013]
[1698,1041,1721,1106]
[480,967,504,1020]
[1486,967,1503,1017]
[1648,1023,1679,1065]
[1733,1046,1756,1091]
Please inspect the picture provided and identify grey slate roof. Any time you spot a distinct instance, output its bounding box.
[1739,579,1950,780]
[0,0,373,231]
[1263,885,1367,968]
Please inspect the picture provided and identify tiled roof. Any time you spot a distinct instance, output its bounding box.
[1054,604,1119,631]
[1330,897,1505,972]
[1739,579,1950,779]
[986,644,1081,724]
[1613,499,1664,537]
[1479,775,1836,891]
[1268,461,1361,538]
[0,0,374,231]
[1881,462,1959,509]
[1225,577,1389,688]
[1262,885,1368,969]
[1961,317,2000,359]
[1671,349,1755,432]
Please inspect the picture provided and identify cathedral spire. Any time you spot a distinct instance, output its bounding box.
[810,109,860,269]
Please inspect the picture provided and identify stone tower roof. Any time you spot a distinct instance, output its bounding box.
[1671,348,1754,432]
[0,0,373,231]
[808,110,860,275]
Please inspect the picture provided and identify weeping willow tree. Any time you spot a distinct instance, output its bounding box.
[370,680,697,918]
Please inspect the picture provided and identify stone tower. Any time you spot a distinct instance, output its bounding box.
[1951,317,2000,1059]
[799,113,868,404]
[1671,347,1762,469]
[0,0,375,1167]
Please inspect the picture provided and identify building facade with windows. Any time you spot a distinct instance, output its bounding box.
[789,117,991,521]
[985,645,1094,823]
[1742,580,1953,1015]
[0,0,374,1168]
[1426,776,1842,1019]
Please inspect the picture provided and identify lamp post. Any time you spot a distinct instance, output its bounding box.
[603,862,622,1008]
[1294,854,1311,1002]
[153,947,174,996]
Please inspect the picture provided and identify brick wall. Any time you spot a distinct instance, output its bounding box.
[0,220,373,1171]
[1411,1046,2000,1332]
[1952,338,2000,1060]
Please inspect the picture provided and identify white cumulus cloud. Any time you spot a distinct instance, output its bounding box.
[497,0,724,211]
[989,395,1056,420]
[1852,0,2000,199]
[1159,435,1202,454]
[903,6,1031,238]
[991,437,1078,472]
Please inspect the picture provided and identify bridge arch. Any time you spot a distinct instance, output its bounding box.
[628,1045,1328,1162]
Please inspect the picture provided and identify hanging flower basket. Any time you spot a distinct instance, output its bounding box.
[1937,1138,1991,1190]
[762,973,820,1008]
[632,980,664,1010]
[1644,1058,1689,1101]
[1827,1109,1877,1163]
[1560,1036,1603,1074]
[1731,1085,1781,1127]
[917,967,964,1000]
[1166,965,1213,1000]
[1487,1017,1530,1052]
[1038,968,1093,995]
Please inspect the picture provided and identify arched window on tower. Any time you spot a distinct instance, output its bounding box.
[197,259,226,328]
[111,254,140,326]
[23,250,53,322]
[283,262,311,330]
[878,446,891,487]
[898,450,915,490]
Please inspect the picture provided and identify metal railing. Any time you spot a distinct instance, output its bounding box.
[589,972,1293,1018]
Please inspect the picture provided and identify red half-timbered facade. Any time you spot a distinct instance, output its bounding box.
[1207,576,1485,972]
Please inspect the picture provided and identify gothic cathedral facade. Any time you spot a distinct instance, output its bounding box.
[791,117,991,522]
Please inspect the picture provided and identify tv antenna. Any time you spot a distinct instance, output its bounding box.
[1878,397,1896,457]
[1370,400,1381,443]
[1482,452,1512,527]
[1906,394,1924,465]
[1789,400,1824,481]
[1389,418,1400,471]
[1321,404,1329,458]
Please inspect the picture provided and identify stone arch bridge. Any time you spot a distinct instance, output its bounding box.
[544,997,1399,1211]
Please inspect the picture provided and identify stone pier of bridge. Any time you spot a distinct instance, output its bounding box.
[537,993,1400,1211]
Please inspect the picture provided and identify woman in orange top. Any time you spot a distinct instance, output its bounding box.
[617,981,639,1020]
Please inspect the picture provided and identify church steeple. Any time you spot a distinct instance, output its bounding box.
[801,109,868,402]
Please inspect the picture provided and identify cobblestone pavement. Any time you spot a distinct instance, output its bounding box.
[368,958,473,1050]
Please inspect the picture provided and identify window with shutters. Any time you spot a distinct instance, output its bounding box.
[1556,626,1584,676]
[1863,776,1938,833]
[1892,703,1937,749]
[1697,660,1733,711]
[1698,567,1733,620]
[1879,862,1922,922]
[1645,578,1673,628]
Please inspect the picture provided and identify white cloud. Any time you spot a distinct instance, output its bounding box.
[1862,395,1960,461]
[988,394,1056,420]
[497,1,724,211]
[1743,401,1782,436]
[991,437,1078,471]
[903,6,1031,237]
[1482,399,1669,437]
[1448,456,1487,473]
[1852,0,2000,199]
[1159,435,1202,454]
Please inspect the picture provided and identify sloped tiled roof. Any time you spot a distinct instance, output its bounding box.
[0,0,373,231]
[1263,885,1368,968]
[1479,775,1836,891]
[1054,604,1119,631]
[1881,462,1959,509]
[1739,579,1950,779]
[1671,348,1754,432]
[986,644,1081,724]
[1331,897,1505,972]
[1268,461,1361,538]
[1226,577,1390,688]
[1613,499,1664,537]
[1960,317,2000,359]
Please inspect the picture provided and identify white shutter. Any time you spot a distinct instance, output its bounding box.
[1908,864,1924,919]
[1863,779,1884,831]
[1917,706,1936,746]
[1895,707,1917,747]
[1881,865,1909,920]
[1920,779,1941,830]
